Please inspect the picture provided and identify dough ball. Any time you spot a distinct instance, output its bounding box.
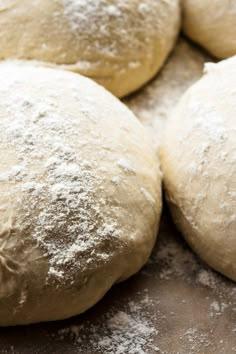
[0,62,162,325]
[0,0,180,98]
[182,0,236,59]
[160,56,236,281]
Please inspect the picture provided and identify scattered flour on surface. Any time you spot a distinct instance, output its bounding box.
[56,296,158,354]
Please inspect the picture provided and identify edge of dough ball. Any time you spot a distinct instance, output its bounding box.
[0,61,162,325]
[160,56,236,281]
[0,0,180,97]
[182,0,236,59]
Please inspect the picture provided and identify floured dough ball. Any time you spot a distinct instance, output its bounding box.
[0,0,180,98]
[160,56,236,281]
[182,0,236,58]
[0,62,162,325]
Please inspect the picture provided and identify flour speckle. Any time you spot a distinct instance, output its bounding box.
[117,159,135,174]
[140,187,155,205]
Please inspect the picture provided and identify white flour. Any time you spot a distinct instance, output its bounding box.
[56,295,158,354]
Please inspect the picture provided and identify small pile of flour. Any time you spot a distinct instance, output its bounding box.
[56,295,158,354]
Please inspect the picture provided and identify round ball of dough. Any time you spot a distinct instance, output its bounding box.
[0,62,162,326]
[182,0,236,59]
[160,56,236,281]
[0,0,180,98]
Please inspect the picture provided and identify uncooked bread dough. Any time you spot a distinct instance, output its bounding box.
[160,56,236,281]
[0,62,162,326]
[0,0,180,98]
[182,0,236,59]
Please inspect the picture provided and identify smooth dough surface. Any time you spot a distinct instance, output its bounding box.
[0,0,180,98]
[0,62,162,326]
[182,0,236,59]
[160,56,236,281]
